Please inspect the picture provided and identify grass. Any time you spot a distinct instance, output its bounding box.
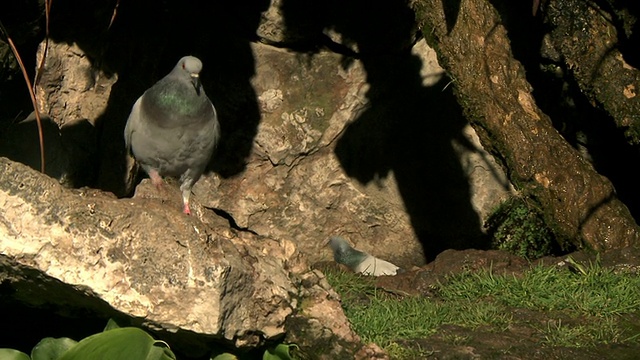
[438,261,640,316]
[323,260,640,359]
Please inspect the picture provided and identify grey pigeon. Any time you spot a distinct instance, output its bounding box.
[124,55,219,215]
[329,236,400,276]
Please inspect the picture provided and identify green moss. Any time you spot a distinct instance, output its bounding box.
[485,196,558,259]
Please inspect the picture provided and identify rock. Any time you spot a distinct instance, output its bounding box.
[194,39,513,267]
[0,158,371,358]
[34,41,117,129]
[24,40,109,187]
[2,6,515,345]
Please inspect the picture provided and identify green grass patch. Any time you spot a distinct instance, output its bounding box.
[437,263,640,317]
[538,316,625,348]
[324,269,512,357]
[324,260,640,358]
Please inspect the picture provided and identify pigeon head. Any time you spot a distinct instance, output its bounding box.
[329,236,350,258]
[329,236,366,267]
[177,56,203,95]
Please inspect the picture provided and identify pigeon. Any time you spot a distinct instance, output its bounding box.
[328,236,400,276]
[124,55,220,215]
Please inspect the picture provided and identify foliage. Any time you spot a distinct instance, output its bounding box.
[210,344,298,360]
[484,196,558,259]
[0,321,176,360]
[0,349,31,360]
[0,319,298,360]
[262,344,299,360]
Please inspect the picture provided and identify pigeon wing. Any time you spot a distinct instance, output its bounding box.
[124,97,143,155]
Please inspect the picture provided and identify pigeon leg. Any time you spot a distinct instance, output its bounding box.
[180,182,193,215]
[149,169,164,189]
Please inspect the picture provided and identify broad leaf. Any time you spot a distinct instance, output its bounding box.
[31,337,78,360]
[210,353,238,360]
[263,344,299,360]
[102,318,122,332]
[58,327,176,360]
[0,348,31,360]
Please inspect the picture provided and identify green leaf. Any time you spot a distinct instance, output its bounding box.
[0,348,31,360]
[31,337,78,360]
[210,353,238,360]
[58,327,176,360]
[147,342,177,360]
[102,318,122,332]
[263,344,299,360]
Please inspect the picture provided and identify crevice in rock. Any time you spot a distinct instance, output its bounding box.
[258,33,362,59]
[209,207,258,235]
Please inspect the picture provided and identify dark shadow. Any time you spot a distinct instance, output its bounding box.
[0,262,235,360]
[279,0,490,262]
[443,0,463,34]
[592,0,640,69]
[4,0,268,196]
[0,261,119,355]
[0,112,68,181]
[0,0,44,132]
[0,294,109,355]
[0,111,98,188]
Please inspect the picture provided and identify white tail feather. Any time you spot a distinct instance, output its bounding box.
[354,255,400,276]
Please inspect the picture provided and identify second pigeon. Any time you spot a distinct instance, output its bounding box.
[124,55,220,215]
[329,236,401,276]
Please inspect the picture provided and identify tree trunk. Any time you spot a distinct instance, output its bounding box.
[411,0,639,250]
[543,0,640,144]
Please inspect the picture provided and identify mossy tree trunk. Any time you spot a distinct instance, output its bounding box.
[410,0,639,250]
[543,0,640,144]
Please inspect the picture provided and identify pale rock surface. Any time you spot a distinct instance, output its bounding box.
[194,40,513,267]
[195,42,419,267]
[0,158,368,358]
[0,40,109,187]
[34,41,117,128]
[3,2,513,297]
[256,0,290,45]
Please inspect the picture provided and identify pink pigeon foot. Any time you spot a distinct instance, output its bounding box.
[149,169,164,189]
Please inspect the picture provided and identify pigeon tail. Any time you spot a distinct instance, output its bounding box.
[354,255,400,276]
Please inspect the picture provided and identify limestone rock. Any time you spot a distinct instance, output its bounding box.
[0,158,367,357]
[2,0,514,293]
[194,40,513,267]
[34,40,116,128]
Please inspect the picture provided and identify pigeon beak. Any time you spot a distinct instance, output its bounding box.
[190,73,202,95]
